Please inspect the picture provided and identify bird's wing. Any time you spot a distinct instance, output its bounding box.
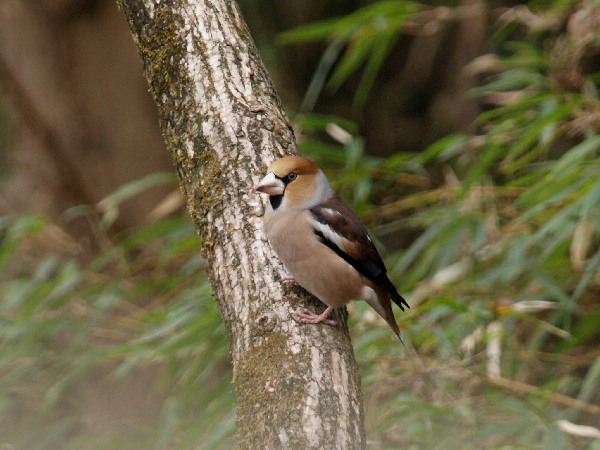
[309,195,409,311]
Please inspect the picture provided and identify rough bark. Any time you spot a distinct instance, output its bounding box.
[117,1,365,448]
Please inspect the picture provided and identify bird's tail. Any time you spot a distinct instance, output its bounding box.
[390,289,410,312]
[376,274,410,311]
[369,273,410,343]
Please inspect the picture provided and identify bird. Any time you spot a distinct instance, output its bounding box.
[255,155,409,340]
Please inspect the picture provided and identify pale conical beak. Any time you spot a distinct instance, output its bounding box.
[255,172,285,196]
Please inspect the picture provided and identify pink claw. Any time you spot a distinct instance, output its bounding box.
[293,306,338,327]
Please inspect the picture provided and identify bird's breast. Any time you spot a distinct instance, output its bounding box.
[264,208,366,306]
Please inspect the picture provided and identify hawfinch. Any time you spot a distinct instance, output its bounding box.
[255,156,409,339]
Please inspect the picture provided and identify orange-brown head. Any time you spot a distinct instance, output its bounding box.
[255,156,333,210]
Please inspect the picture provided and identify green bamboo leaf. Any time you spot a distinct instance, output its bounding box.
[517,136,600,209]
[301,35,348,112]
[461,143,506,194]
[283,0,418,109]
[97,172,176,228]
[542,424,568,450]
[277,16,345,44]
[476,92,549,122]
[392,223,444,275]
[578,355,600,405]
[581,178,600,215]
[536,273,574,309]
[278,1,417,45]
[550,135,600,174]
[354,29,399,108]
[572,245,600,303]
[500,102,575,170]
[414,133,469,165]
[328,33,377,91]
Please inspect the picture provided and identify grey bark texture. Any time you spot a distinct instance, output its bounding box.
[117,1,366,448]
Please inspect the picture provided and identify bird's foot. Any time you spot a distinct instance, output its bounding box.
[281,275,297,283]
[293,307,338,327]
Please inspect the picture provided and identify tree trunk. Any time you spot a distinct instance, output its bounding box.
[117,1,365,448]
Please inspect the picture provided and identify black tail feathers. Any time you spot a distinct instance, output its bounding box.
[390,289,410,311]
[375,273,409,311]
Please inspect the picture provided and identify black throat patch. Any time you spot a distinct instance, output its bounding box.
[270,195,283,210]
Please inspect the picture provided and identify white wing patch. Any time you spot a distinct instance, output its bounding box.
[310,216,348,250]
[321,207,342,218]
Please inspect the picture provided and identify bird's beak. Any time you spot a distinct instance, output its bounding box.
[255,172,285,196]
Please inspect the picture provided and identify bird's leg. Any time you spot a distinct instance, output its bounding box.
[281,275,297,283]
[293,305,338,327]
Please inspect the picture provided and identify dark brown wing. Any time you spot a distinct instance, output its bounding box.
[310,195,409,311]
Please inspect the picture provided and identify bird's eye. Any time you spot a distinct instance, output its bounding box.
[287,172,298,182]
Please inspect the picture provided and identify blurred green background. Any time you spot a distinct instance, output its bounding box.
[1,0,600,448]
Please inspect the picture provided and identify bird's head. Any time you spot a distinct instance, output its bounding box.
[255,156,333,210]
